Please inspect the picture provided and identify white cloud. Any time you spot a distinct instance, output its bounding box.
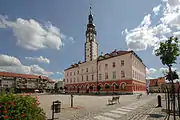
[168,0,180,6]
[122,0,180,52]
[0,54,53,76]
[56,72,63,75]
[148,68,157,74]
[0,54,22,66]
[146,68,158,79]
[25,56,50,64]
[153,4,162,15]
[123,14,172,51]
[159,67,177,74]
[61,34,75,43]
[0,15,73,51]
[139,14,151,27]
[146,76,156,79]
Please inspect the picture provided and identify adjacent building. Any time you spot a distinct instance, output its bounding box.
[147,77,165,93]
[64,7,147,94]
[0,72,55,93]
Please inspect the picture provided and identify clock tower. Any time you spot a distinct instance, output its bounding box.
[85,6,98,62]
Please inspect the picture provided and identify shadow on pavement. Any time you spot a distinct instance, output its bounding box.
[149,114,165,118]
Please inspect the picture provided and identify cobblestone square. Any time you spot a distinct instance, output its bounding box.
[38,94,154,120]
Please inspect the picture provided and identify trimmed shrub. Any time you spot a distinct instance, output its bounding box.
[97,85,101,91]
[89,86,93,90]
[0,93,45,120]
[115,85,119,89]
[105,84,110,89]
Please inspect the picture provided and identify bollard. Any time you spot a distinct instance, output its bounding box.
[71,94,74,108]
[157,95,162,107]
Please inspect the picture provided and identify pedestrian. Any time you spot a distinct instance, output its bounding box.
[146,88,149,95]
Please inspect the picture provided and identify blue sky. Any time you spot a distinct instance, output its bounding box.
[0,0,179,80]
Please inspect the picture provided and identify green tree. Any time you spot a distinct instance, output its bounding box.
[155,36,179,71]
[155,36,180,81]
[89,86,93,90]
[105,84,110,94]
[155,36,180,119]
[115,85,119,89]
[97,85,101,93]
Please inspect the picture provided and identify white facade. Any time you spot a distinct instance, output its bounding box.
[0,76,15,88]
[26,79,37,89]
[132,54,146,82]
[65,51,146,85]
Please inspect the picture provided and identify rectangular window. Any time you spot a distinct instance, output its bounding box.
[92,74,94,81]
[86,68,88,72]
[77,70,79,74]
[112,62,116,68]
[67,79,69,83]
[99,65,101,71]
[81,68,84,73]
[70,72,72,76]
[99,74,102,80]
[86,75,88,81]
[77,77,79,82]
[82,76,83,81]
[121,71,125,78]
[70,78,72,83]
[121,60,124,66]
[74,78,76,83]
[74,72,75,75]
[105,72,108,79]
[105,64,108,69]
[113,71,116,79]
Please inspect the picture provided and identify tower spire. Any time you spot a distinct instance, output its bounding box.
[89,4,92,15]
[88,4,93,24]
[85,5,98,62]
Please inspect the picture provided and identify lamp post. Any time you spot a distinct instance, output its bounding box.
[96,59,99,94]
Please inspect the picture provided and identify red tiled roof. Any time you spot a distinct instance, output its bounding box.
[65,50,132,71]
[49,80,55,83]
[0,71,48,80]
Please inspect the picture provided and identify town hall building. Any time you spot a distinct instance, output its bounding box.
[64,7,146,94]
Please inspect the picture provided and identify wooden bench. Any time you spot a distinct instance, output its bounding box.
[108,96,120,105]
